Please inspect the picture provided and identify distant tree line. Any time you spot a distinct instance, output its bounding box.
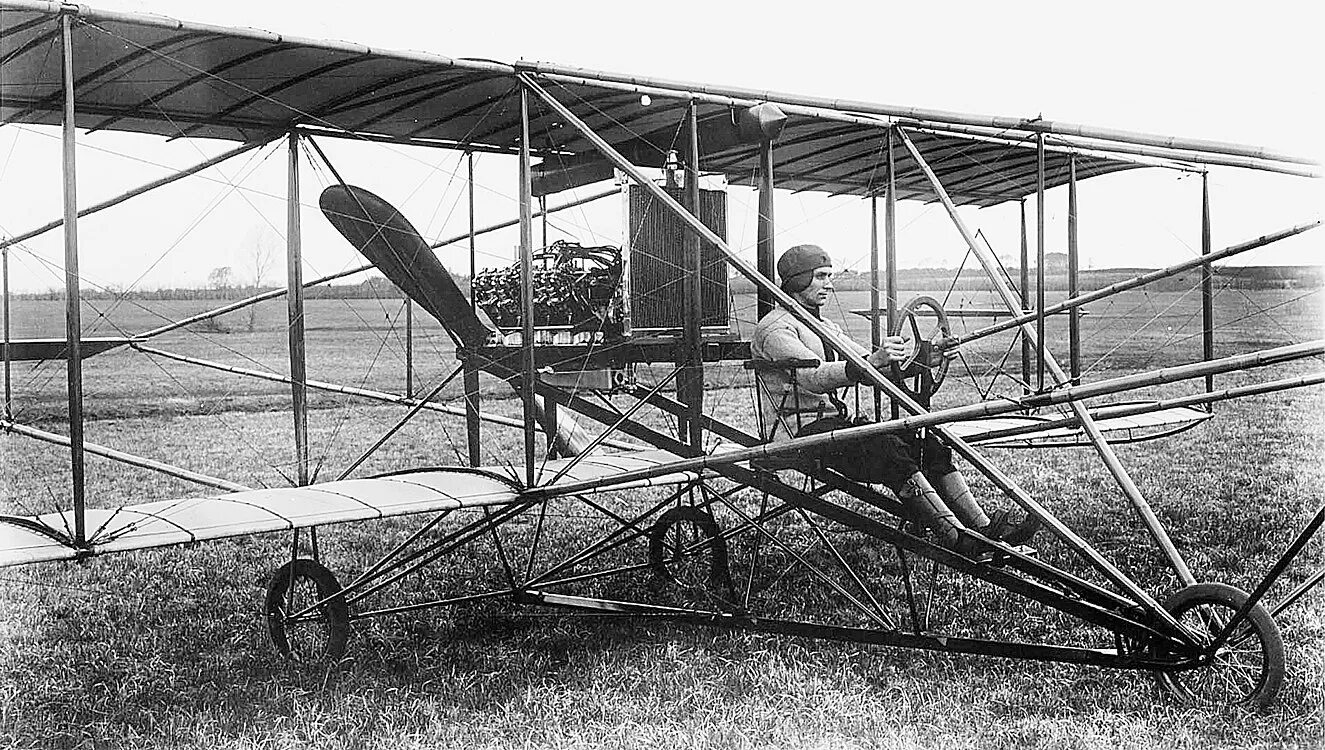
[726,265,1322,294]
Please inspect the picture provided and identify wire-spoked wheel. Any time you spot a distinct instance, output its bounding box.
[265,558,350,663]
[1151,582,1284,711]
[648,506,734,597]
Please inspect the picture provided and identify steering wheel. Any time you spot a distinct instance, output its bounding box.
[889,295,952,391]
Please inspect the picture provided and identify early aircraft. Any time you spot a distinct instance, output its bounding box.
[0,0,1321,713]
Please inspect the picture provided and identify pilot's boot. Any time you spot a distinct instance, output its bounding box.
[897,473,980,556]
[933,471,1038,546]
[931,470,989,529]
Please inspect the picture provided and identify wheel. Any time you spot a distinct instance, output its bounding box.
[648,506,733,593]
[265,558,350,663]
[890,296,952,391]
[1151,582,1284,711]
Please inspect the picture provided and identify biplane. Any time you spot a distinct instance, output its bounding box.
[1,0,1322,715]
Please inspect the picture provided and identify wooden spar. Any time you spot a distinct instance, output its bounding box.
[285,131,310,487]
[525,64,1315,167]
[1068,156,1081,384]
[1019,200,1031,396]
[682,101,704,449]
[1202,173,1214,396]
[534,339,1325,498]
[60,14,86,544]
[0,141,268,251]
[518,84,537,487]
[756,135,775,319]
[519,73,1188,629]
[899,126,1196,585]
[132,343,639,451]
[1036,133,1046,392]
[465,150,482,467]
[1,419,250,493]
[948,220,1322,348]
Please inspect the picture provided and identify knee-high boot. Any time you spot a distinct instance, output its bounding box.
[931,471,990,529]
[897,473,964,548]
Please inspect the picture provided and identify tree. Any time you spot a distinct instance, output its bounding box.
[207,266,234,294]
[244,228,280,332]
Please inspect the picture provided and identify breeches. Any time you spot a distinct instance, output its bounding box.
[795,415,955,492]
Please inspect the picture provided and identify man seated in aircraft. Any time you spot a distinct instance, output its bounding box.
[751,244,1038,555]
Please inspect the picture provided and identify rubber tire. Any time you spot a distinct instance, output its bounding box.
[648,506,732,591]
[1153,582,1284,711]
[265,558,350,663]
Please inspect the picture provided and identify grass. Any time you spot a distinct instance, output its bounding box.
[1,284,1323,749]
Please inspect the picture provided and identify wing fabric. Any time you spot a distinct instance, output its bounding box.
[950,405,1213,448]
[0,449,705,568]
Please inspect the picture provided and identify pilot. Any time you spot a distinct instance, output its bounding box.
[751,244,1038,554]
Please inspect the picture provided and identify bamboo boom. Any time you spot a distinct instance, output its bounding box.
[949,220,1323,348]
[519,73,1188,628]
[534,340,1324,499]
[1,418,250,492]
[0,140,268,251]
[131,344,639,451]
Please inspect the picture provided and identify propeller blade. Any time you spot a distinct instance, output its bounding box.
[319,184,491,348]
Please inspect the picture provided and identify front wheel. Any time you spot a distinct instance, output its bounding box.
[265,558,350,663]
[1152,582,1284,711]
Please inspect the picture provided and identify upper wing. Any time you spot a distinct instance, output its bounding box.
[0,448,706,568]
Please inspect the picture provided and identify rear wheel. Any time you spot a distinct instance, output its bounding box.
[1152,582,1284,711]
[265,558,350,663]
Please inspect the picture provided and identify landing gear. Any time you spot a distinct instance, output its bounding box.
[648,506,735,598]
[1152,582,1285,711]
[265,558,350,663]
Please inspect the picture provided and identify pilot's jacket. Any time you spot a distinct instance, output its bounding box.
[750,306,867,441]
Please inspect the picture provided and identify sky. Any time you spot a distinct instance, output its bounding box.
[0,0,1321,294]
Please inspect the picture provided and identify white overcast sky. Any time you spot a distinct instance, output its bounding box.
[0,0,1321,293]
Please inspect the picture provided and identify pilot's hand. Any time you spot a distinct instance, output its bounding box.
[869,335,909,367]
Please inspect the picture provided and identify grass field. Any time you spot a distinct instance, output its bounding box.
[1,283,1323,749]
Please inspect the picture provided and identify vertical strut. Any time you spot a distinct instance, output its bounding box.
[285,131,309,487]
[869,195,880,420]
[60,14,86,544]
[1035,133,1046,392]
[404,299,413,397]
[1019,199,1031,398]
[682,101,704,450]
[3,245,11,420]
[756,137,776,320]
[884,127,898,420]
[1067,156,1081,385]
[1201,172,1215,398]
[518,85,537,487]
[465,151,482,467]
